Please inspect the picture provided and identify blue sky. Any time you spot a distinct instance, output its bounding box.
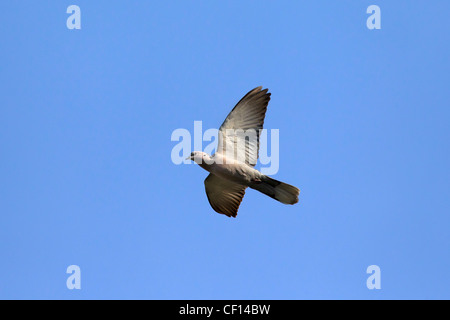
[1,1,449,299]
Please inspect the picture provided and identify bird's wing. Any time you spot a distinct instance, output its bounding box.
[216,87,270,167]
[204,174,247,217]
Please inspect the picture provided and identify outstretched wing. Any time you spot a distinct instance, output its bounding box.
[216,87,270,166]
[204,174,247,217]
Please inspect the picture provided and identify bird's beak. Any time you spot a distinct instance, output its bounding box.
[186,156,193,161]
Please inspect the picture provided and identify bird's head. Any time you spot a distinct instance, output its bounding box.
[186,151,212,165]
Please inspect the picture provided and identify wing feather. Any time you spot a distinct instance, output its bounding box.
[216,87,271,166]
[204,174,247,217]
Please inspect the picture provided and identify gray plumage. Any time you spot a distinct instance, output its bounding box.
[187,87,300,217]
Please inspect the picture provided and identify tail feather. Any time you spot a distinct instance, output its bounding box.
[250,176,299,205]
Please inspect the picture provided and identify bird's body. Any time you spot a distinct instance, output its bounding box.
[187,87,300,217]
[199,153,262,185]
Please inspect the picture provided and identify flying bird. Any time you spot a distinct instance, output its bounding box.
[187,86,300,217]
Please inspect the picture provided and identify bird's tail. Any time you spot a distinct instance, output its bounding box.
[250,176,300,205]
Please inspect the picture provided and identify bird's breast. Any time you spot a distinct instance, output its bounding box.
[210,161,261,186]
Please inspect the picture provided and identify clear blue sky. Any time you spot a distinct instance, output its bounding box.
[1,1,449,299]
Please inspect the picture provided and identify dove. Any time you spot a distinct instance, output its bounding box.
[187,86,300,217]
